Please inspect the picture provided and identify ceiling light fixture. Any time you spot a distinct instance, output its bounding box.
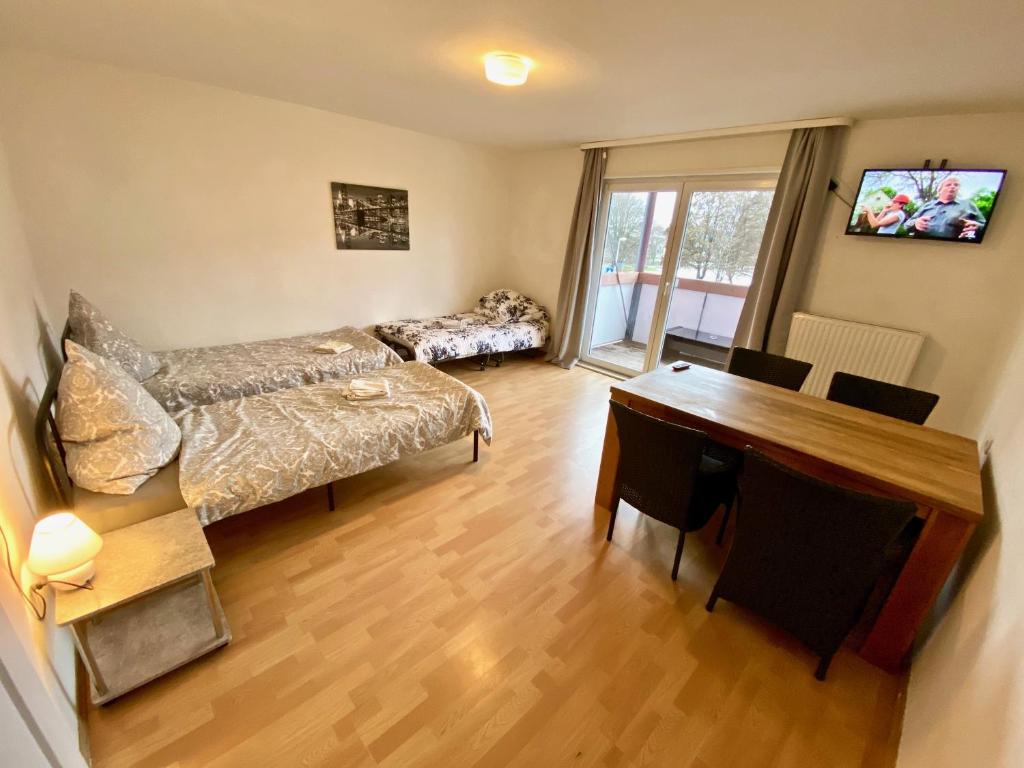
[484,52,533,87]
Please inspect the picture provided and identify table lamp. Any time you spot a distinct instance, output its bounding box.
[28,512,103,590]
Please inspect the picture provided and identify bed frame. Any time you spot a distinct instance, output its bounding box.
[36,331,481,521]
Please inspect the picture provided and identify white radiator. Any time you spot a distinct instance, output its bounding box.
[785,312,925,398]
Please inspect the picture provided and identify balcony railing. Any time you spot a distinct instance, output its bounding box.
[592,271,747,357]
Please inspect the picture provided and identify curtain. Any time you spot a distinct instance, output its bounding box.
[732,126,844,355]
[547,148,607,369]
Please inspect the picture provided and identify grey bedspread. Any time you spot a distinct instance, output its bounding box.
[143,327,402,412]
[175,363,492,525]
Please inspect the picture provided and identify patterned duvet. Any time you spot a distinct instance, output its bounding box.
[175,363,492,525]
[374,313,548,364]
[143,327,402,412]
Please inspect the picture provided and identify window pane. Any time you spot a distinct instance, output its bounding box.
[588,190,677,373]
[660,188,774,368]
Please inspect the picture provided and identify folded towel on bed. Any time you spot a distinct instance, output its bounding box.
[314,340,354,354]
[345,378,390,400]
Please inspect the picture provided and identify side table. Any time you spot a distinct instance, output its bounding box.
[55,509,231,705]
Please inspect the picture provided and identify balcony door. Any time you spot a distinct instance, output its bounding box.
[581,176,775,376]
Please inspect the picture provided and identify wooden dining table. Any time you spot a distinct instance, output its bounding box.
[594,363,983,673]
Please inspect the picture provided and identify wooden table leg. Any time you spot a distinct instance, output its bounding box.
[201,569,225,640]
[595,404,620,511]
[860,508,975,672]
[70,621,108,696]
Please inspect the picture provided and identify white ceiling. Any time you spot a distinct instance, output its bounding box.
[2,1,1022,148]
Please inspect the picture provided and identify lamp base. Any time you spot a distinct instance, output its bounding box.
[48,560,96,591]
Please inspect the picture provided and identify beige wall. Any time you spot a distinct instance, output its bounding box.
[0,133,86,767]
[803,112,1024,435]
[604,131,789,179]
[507,115,1024,436]
[0,50,514,350]
[898,318,1024,767]
[502,133,790,322]
[504,147,583,313]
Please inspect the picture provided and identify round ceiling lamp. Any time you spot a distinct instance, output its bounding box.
[483,52,533,87]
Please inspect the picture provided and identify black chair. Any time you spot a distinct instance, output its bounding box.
[705,449,916,680]
[727,347,813,392]
[607,401,736,581]
[826,371,939,425]
[710,347,812,544]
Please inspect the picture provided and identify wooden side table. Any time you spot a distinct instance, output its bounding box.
[55,509,231,705]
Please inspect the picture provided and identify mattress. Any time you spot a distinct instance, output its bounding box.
[375,313,548,364]
[143,326,402,412]
[175,363,492,525]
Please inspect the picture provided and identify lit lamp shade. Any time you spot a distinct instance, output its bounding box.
[28,513,103,591]
[483,53,532,86]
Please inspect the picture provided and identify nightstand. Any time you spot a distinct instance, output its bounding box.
[55,509,231,705]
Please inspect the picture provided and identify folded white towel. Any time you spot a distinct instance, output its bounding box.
[314,340,354,354]
[345,378,390,400]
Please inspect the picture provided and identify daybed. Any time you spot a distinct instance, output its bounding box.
[65,290,403,412]
[374,289,549,365]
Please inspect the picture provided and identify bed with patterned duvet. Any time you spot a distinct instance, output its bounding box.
[175,362,492,524]
[374,289,549,365]
[66,290,403,412]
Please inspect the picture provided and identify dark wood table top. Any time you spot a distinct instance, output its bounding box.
[611,364,983,521]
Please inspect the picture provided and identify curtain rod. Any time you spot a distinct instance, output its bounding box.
[579,117,854,150]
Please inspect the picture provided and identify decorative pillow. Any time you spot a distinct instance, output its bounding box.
[57,341,181,495]
[477,289,544,324]
[68,290,161,381]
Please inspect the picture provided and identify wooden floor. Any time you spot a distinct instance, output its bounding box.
[86,357,906,768]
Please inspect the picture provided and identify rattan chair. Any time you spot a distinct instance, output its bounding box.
[705,449,916,680]
[607,401,735,581]
[727,347,812,392]
[826,372,939,425]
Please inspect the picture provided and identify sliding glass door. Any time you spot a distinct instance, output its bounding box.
[582,176,775,376]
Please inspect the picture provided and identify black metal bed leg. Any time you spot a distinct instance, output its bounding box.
[326,482,335,511]
[815,654,833,681]
[473,430,479,463]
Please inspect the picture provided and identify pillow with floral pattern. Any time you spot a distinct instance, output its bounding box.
[476,289,547,324]
[68,290,162,381]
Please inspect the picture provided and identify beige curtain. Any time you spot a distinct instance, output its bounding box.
[733,126,845,355]
[547,148,607,369]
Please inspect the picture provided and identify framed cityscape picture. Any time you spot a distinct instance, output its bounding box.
[330,182,410,250]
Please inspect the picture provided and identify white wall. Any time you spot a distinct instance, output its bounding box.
[0,49,514,350]
[0,133,86,768]
[897,318,1024,767]
[803,112,1024,436]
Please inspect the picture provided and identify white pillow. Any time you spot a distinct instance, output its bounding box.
[57,341,181,494]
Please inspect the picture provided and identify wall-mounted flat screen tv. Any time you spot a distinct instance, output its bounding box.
[845,168,1006,244]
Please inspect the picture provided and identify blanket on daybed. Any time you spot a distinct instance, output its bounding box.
[374,312,548,364]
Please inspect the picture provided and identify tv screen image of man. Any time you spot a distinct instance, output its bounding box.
[903,177,986,241]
